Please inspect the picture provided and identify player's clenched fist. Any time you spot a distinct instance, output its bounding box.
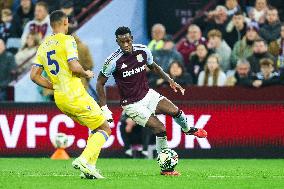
[101,105,113,122]
[85,70,95,78]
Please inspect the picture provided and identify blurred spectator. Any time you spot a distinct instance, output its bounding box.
[197,54,227,86]
[226,59,255,87]
[148,23,166,51]
[15,32,40,73]
[119,112,154,158]
[0,0,13,15]
[0,9,13,43]
[155,60,192,88]
[207,29,232,72]
[268,23,284,57]
[197,5,229,36]
[21,1,52,46]
[259,7,281,44]
[10,0,34,38]
[225,0,241,18]
[252,58,281,87]
[73,34,94,90]
[247,38,276,73]
[37,0,60,13]
[248,0,268,24]
[61,0,78,33]
[168,60,192,86]
[0,39,16,101]
[225,10,247,48]
[231,22,260,68]
[189,44,210,84]
[153,35,183,71]
[176,24,206,66]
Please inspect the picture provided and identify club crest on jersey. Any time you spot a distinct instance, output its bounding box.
[121,63,128,69]
[136,54,144,62]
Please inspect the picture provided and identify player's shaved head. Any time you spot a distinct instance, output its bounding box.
[50,10,67,28]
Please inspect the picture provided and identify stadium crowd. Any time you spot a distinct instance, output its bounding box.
[0,0,93,101]
[0,0,284,102]
[147,0,284,88]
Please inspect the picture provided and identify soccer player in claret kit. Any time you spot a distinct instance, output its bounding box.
[30,10,112,179]
[96,26,208,176]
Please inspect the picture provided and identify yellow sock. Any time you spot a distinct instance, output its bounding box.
[87,134,100,166]
[80,130,108,163]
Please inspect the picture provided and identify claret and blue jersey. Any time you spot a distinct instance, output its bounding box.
[101,44,154,105]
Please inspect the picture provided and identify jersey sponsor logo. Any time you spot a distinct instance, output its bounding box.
[122,65,145,78]
[136,54,144,62]
[121,63,128,69]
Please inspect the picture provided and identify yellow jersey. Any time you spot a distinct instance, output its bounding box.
[33,33,105,129]
[34,33,85,98]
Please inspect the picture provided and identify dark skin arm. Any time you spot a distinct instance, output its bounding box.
[30,66,53,90]
[148,62,185,95]
[96,72,108,106]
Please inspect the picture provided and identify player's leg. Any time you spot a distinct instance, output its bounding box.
[155,98,207,138]
[70,95,111,179]
[72,120,110,179]
[145,115,180,176]
[79,120,111,165]
[145,115,168,154]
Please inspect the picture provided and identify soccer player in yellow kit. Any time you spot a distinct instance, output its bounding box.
[30,10,112,179]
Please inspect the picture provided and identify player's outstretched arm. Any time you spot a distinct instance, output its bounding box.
[30,66,53,89]
[68,60,94,79]
[96,72,108,106]
[148,62,185,95]
[96,72,113,122]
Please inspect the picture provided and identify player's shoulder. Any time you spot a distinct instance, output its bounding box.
[133,44,152,57]
[105,48,123,65]
[133,44,151,53]
[133,44,148,50]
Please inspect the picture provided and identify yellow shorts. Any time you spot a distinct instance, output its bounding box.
[54,92,106,130]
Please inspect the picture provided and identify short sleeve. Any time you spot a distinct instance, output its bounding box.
[66,36,79,62]
[100,58,116,77]
[144,47,154,65]
[32,51,44,68]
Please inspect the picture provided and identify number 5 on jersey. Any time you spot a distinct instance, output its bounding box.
[47,50,60,75]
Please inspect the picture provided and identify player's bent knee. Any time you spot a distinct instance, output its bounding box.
[105,127,112,136]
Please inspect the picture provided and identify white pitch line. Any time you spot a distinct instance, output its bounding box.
[17,174,77,177]
[208,176,254,178]
[208,176,284,179]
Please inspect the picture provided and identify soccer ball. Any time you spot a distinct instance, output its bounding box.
[52,133,68,149]
[157,149,179,171]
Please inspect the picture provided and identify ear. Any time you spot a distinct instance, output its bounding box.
[131,35,133,40]
[64,18,68,25]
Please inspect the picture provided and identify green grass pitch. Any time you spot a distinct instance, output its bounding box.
[0,158,283,189]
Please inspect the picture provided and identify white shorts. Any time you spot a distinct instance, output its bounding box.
[122,89,165,127]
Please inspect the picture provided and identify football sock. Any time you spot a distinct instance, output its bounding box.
[156,131,168,154]
[85,134,97,166]
[173,110,190,132]
[80,130,109,165]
